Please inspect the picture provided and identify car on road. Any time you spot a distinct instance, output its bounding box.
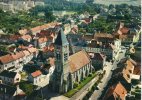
[96,86,101,90]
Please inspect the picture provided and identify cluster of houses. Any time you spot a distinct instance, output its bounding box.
[0,0,44,12]
[102,57,141,100]
[0,10,141,99]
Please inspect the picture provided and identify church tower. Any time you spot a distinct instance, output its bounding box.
[52,28,70,93]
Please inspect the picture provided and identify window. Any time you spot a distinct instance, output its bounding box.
[16,78,19,81]
[64,53,68,61]
[56,53,61,60]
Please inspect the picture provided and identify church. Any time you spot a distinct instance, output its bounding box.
[51,29,93,93]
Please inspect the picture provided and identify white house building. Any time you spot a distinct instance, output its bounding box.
[28,70,46,86]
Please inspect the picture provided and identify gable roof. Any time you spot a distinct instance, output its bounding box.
[11,51,25,60]
[54,28,69,46]
[69,50,91,73]
[21,35,32,41]
[0,70,17,78]
[103,82,127,100]
[0,54,14,64]
[31,70,42,78]
[22,50,30,56]
[31,22,59,34]
[28,47,37,53]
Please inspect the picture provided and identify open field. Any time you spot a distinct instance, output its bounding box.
[94,0,140,6]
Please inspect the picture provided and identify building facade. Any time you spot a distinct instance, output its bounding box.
[51,29,93,93]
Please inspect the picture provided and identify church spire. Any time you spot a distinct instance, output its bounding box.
[54,28,69,46]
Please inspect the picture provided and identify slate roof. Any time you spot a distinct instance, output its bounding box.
[0,70,17,78]
[54,28,69,46]
[0,84,16,96]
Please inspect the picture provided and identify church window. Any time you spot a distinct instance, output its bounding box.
[64,53,68,61]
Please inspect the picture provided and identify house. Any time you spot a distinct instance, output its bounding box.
[0,54,15,72]
[51,29,93,93]
[22,50,33,64]
[0,70,21,84]
[64,23,71,35]
[30,22,59,35]
[68,33,121,60]
[21,34,32,42]
[27,47,38,58]
[103,82,127,100]
[11,51,25,69]
[0,84,25,100]
[113,22,136,44]
[88,53,106,70]
[28,70,45,86]
[40,44,54,60]
[112,59,135,91]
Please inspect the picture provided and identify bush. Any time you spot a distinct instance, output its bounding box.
[73,82,78,88]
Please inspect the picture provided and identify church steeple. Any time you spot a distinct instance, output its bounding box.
[54,28,69,46]
[52,28,70,93]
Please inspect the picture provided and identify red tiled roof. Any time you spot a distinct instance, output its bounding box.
[10,35,21,41]
[31,70,42,77]
[103,82,127,100]
[28,47,37,53]
[120,27,129,34]
[22,50,30,56]
[21,35,32,41]
[42,44,54,52]
[133,65,141,75]
[0,54,14,64]
[31,22,59,34]
[38,37,48,44]
[11,51,25,60]
[69,50,91,73]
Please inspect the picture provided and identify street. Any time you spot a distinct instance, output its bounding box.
[89,47,126,100]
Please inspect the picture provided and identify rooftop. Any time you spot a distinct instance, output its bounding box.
[69,50,91,73]
[0,54,14,64]
[0,70,17,78]
[31,70,42,78]
[103,82,127,100]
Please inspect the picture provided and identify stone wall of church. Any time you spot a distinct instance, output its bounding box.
[70,61,93,89]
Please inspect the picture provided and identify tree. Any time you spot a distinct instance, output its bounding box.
[19,81,37,96]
